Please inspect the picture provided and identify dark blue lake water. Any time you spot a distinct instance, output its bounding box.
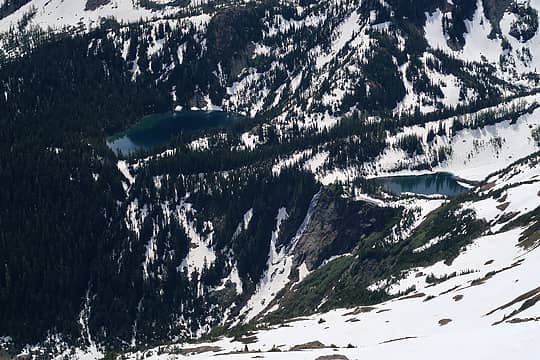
[107,111,241,155]
[376,173,468,196]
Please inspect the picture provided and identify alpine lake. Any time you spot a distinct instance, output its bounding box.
[107,110,242,156]
[108,112,468,197]
[375,172,469,196]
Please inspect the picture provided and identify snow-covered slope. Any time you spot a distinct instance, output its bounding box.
[120,152,540,360]
[369,95,540,181]
[0,0,195,32]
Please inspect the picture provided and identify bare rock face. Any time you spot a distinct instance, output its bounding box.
[206,7,262,78]
[206,7,261,63]
[315,355,350,360]
[289,341,326,351]
[293,187,397,270]
[204,6,262,105]
[85,0,112,11]
[482,0,513,36]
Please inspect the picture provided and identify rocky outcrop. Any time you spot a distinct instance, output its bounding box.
[482,0,512,37]
[293,187,397,270]
[206,7,262,72]
[204,6,262,105]
[85,0,112,11]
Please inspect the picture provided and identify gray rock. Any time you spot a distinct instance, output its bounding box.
[315,355,350,360]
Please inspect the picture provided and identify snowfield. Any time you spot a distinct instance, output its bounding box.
[121,223,540,358]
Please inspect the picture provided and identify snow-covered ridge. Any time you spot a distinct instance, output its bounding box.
[0,0,219,33]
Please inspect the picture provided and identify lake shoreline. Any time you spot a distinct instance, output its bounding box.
[368,170,481,186]
[107,110,242,156]
[373,172,471,196]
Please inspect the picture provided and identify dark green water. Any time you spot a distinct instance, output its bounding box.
[376,173,468,196]
[107,111,241,155]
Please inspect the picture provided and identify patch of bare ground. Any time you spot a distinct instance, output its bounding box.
[283,317,311,324]
[376,309,391,313]
[380,336,418,344]
[85,0,111,11]
[486,286,540,324]
[439,285,460,295]
[453,294,464,302]
[344,306,375,315]
[507,317,540,324]
[438,318,452,326]
[468,260,524,288]
[496,211,520,224]
[345,317,360,323]
[315,355,350,360]
[484,259,495,265]
[518,220,540,250]
[486,286,540,315]
[423,295,436,302]
[480,182,497,192]
[496,202,510,211]
[235,335,258,344]
[174,346,222,355]
[289,341,327,351]
[399,292,426,300]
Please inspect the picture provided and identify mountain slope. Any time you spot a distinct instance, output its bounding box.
[0,0,539,358]
[119,152,540,360]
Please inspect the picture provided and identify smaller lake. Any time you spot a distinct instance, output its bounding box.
[107,111,241,155]
[375,173,468,196]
